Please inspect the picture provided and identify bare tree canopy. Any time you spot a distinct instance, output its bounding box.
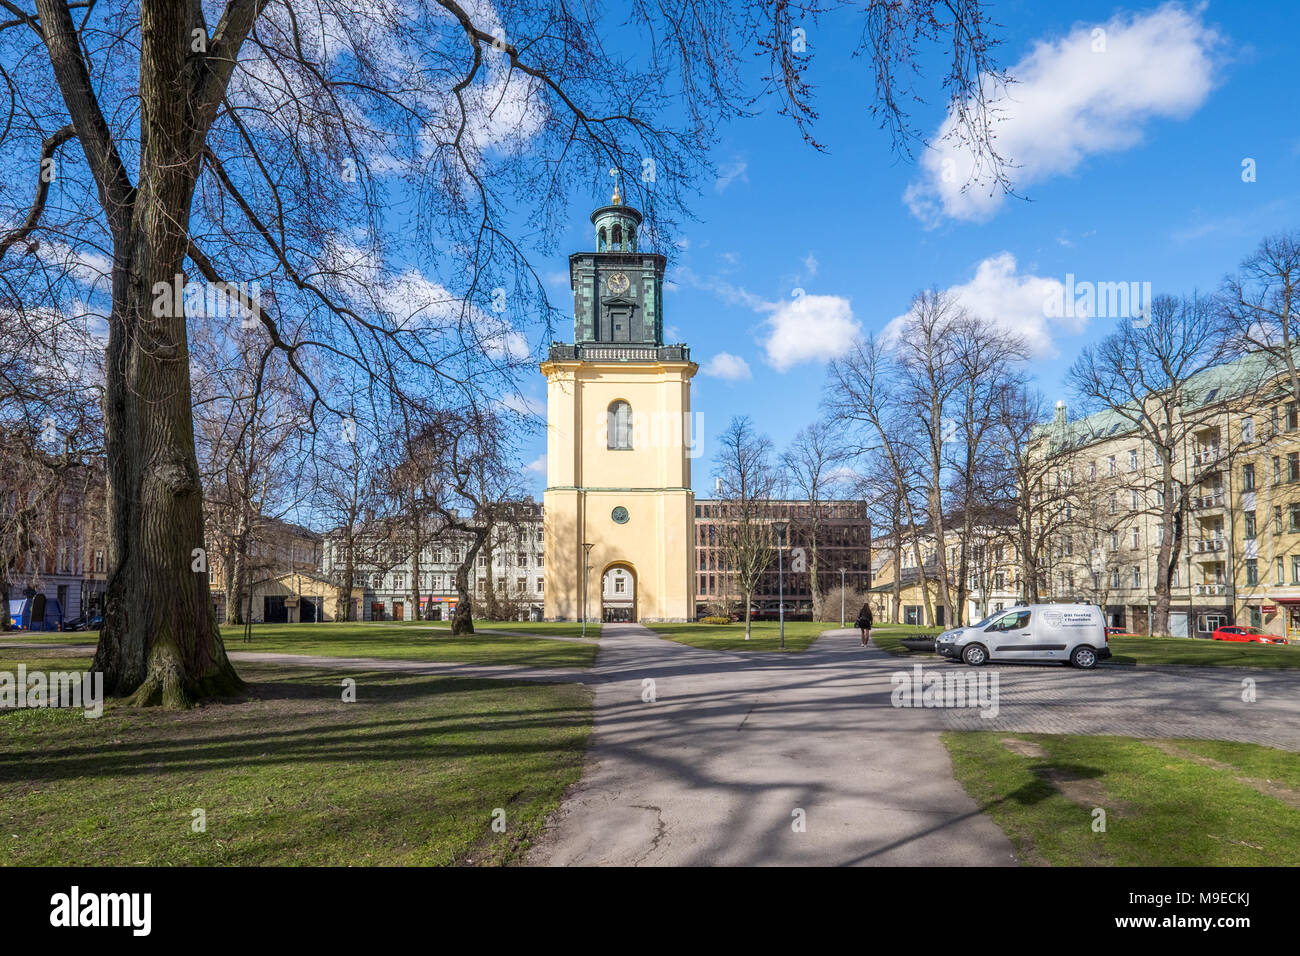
[0,0,1009,705]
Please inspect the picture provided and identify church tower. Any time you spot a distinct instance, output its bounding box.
[542,189,697,622]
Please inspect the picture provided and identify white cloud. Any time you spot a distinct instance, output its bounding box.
[526,454,547,473]
[760,293,860,372]
[905,4,1221,224]
[677,262,858,371]
[802,252,819,277]
[883,253,1080,356]
[701,352,752,382]
[715,159,748,193]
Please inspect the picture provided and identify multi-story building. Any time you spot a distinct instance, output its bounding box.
[321,501,546,622]
[1,454,107,626]
[692,499,871,619]
[208,517,324,623]
[1033,349,1300,640]
[870,518,1022,627]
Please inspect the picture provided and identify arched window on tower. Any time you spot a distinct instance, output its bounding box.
[597,227,607,252]
[608,401,633,450]
[628,226,636,252]
[611,224,623,250]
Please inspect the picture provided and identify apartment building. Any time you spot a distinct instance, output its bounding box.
[870,517,1023,627]
[321,501,546,622]
[692,499,871,619]
[1,455,107,625]
[1036,349,1300,640]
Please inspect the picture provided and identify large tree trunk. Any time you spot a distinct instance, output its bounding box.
[89,0,242,706]
[452,559,475,635]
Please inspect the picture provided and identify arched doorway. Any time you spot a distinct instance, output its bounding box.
[601,564,636,622]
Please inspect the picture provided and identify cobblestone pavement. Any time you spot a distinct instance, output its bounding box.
[932,657,1300,750]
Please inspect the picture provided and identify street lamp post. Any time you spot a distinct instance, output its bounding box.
[582,542,594,638]
[840,567,847,628]
[773,520,789,650]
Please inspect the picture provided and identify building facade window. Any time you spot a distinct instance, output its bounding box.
[608,401,633,450]
[1243,463,1256,490]
[1246,559,1258,585]
[1245,511,1257,538]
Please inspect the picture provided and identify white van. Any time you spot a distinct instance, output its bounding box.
[935,604,1110,669]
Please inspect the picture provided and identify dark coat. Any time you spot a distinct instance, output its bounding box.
[854,604,873,629]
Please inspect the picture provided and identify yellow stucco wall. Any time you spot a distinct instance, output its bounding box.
[542,358,697,622]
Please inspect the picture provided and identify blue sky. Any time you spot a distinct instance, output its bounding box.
[515,0,1300,497]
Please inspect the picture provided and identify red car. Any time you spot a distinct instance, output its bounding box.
[1211,625,1287,645]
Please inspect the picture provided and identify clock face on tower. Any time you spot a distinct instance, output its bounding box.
[606,272,630,295]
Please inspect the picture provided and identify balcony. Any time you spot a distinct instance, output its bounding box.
[547,343,691,363]
[1193,537,1226,553]
[1194,583,1227,596]
[1191,447,1222,469]
[1191,492,1225,511]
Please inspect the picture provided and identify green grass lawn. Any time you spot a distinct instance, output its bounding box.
[646,620,828,652]
[1107,634,1300,669]
[0,651,591,865]
[215,623,597,668]
[866,624,944,657]
[3,622,599,668]
[944,731,1300,866]
[420,620,602,639]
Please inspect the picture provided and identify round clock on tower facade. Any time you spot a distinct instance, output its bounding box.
[607,272,630,295]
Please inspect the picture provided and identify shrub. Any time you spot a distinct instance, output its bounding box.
[700,616,732,625]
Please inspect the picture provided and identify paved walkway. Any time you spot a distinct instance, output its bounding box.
[527,625,1300,866]
[527,624,1017,866]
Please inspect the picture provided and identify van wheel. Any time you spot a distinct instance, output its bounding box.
[962,643,988,666]
[1070,645,1098,669]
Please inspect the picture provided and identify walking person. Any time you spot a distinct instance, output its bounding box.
[855,602,873,647]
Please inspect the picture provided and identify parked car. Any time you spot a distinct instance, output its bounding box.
[1211,625,1286,645]
[1105,626,1137,637]
[65,613,103,632]
[936,603,1110,668]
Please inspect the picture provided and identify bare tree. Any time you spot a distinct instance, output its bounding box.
[410,403,523,635]
[713,416,779,641]
[192,321,308,625]
[1068,295,1232,635]
[826,333,935,624]
[944,316,1027,623]
[780,419,848,619]
[1222,230,1300,401]
[0,1,1009,704]
[314,411,389,623]
[992,385,1073,604]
